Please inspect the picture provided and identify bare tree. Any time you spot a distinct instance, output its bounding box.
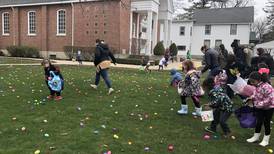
[252,18,268,42]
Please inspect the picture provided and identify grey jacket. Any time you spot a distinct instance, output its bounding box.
[202,48,219,73]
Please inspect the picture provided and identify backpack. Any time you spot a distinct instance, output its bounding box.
[48,71,63,92]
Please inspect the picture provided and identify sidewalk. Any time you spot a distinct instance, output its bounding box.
[0,58,202,70]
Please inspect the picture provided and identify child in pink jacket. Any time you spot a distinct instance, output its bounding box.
[246,69,274,147]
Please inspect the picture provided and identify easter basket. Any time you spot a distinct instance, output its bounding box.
[201,106,214,122]
[235,105,256,128]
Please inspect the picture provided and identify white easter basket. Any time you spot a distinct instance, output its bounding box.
[201,107,214,122]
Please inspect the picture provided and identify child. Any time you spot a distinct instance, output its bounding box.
[141,56,151,73]
[170,68,182,88]
[41,59,64,101]
[158,57,168,71]
[177,60,203,116]
[203,77,233,137]
[214,69,227,88]
[76,50,82,65]
[246,71,274,147]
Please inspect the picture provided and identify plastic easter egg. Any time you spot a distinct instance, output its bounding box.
[168,144,174,151]
[113,134,119,139]
[44,133,49,137]
[128,141,132,145]
[268,149,273,153]
[203,134,210,140]
[231,136,236,140]
[144,147,150,151]
[21,127,26,131]
[34,150,40,154]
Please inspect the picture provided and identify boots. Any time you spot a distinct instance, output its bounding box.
[259,135,270,147]
[247,133,261,143]
[108,88,114,95]
[192,107,202,116]
[177,105,188,115]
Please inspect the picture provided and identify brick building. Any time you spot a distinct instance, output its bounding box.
[0,0,174,58]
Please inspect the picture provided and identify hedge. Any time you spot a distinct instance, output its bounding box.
[7,46,40,58]
[64,46,95,61]
[116,58,142,65]
[153,42,165,55]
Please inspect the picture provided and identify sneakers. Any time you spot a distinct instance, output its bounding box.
[246,133,261,143]
[259,135,270,147]
[108,88,114,95]
[205,127,216,134]
[54,96,63,101]
[177,105,188,115]
[90,84,98,89]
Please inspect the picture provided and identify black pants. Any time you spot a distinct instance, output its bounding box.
[180,96,201,108]
[210,109,231,135]
[158,65,163,71]
[255,108,274,135]
[46,81,61,96]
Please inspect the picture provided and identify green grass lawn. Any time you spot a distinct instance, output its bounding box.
[0,57,41,64]
[0,65,273,154]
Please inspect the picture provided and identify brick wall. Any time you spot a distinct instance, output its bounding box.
[0,0,131,58]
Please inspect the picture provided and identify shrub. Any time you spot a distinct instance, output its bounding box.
[64,46,95,61]
[7,46,40,58]
[169,43,178,56]
[0,51,5,56]
[153,42,165,55]
[116,58,142,65]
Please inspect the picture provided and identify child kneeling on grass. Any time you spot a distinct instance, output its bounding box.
[246,70,274,147]
[203,77,233,137]
[41,59,64,101]
[170,68,182,88]
[177,60,203,116]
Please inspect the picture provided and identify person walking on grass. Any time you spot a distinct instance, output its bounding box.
[177,60,203,116]
[90,39,116,95]
[203,77,233,138]
[246,70,274,147]
[41,59,64,101]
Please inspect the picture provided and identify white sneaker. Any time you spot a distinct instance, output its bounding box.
[247,133,261,143]
[90,84,98,89]
[177,105,188,115]
[259,135,270,147]
[108,88,114,95]
[192,107,202,116]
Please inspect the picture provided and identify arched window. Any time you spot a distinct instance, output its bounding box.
[28,11,36,35]
[57,9,66,35]
[2,12,10,35]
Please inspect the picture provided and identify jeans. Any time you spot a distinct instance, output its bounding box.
[210,109,231,135]
[180,96,201,108]
[255,108,274,135]
[95,69,112,89]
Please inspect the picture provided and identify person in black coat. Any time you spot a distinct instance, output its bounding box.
[251,48,274,76]
[41,59,64,101]
[91,39,117,95]
[200,45,220,78]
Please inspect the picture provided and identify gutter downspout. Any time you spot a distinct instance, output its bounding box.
[71,2,75,57]
[11,7,15,46]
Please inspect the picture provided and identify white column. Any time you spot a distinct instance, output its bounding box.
[146,11,153,56]
[152,12,158,55]
[136,13,140,53]
[164,19,168,48]
[129,11,133,55]
[167,20,171,47]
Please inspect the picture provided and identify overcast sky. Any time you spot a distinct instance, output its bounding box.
[178,0,268,19]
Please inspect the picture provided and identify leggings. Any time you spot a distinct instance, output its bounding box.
[255,108,274,135]
[180,96,201,108]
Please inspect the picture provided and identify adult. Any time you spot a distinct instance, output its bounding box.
[200,45,220,78]
[218,44,228,69]
[76,50,82,65]
[251,48,274,76]
[231,39,249,78]
[90,39,117,95]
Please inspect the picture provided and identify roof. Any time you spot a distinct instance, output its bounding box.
[0,0,99,7]
[193,6,254,24]
[255,40,274,49]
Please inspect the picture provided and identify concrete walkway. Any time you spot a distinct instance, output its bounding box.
[0,57,202,70]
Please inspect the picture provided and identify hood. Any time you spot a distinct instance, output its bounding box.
[170,69,177,75]
[99,43,109,50]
